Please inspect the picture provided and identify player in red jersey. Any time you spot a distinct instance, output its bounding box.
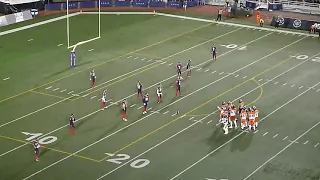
[90,69,96,88]
[33,139,41,161]
[69,114,76,134]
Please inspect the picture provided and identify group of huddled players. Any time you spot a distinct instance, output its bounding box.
[217,100,259,134]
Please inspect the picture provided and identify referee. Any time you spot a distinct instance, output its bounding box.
[217,8,223,21]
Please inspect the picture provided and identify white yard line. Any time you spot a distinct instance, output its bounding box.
[169,81,320,180]
[21,36,310,179]
[21,31,288,179]
[0,30,240,129]
[243,121,320,180]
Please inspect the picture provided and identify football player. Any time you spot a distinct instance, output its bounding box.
[142,93,149,114]
[122,99,127,121]
[186,59,191,77]
[33,139,40,161]
[248,107,256,131]
[90,69,96,88]
[137,81,143,98]
[176,62,183,77]
[156,84,163,103]
[240,107,247,130]
[101,95,107,109]
[229,105,238,129]
[175,78,181,96]
[69,114,76,134]
[212,44,217,61]
[222,113,229,134]
[238,99,245,114]
[252,106,259,129]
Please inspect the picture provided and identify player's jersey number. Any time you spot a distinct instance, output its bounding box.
[105,153,150,169]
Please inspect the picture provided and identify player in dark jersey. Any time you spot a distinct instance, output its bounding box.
[156,84,163,103]
[33,140,40,161]
[69,114,76,134]
[176,62,182,77]
[90,69,96,88]
[186,59,191,77]
[142,93,149,114]
[212,45,217,61]
[122,99,127,121]
[137,81,143,99]
[176,78,181,96]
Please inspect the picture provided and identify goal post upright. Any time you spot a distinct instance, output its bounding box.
[66,0,70,48]
[98,0,101,38]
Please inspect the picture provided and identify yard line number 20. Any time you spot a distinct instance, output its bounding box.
[105,153,150,169]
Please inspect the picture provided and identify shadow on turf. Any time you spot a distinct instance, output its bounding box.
[206,127,253,154]
[43,61,93,80]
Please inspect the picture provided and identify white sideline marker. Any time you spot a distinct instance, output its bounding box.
[45,86,52,90]
[172,113,176,117]
[138,106,143,109]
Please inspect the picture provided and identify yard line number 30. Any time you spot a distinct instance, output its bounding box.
[105,153,150,169]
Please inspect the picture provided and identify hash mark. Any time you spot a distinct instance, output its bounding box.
[138,106,143,109]
[46,86,52,90]
[235,75,239,77]
[273,134,278,138]
[299,86,303,89]
[207,120,212,124]
[147,59,153,62]
[52,88,59,91]
[283,136,288,140]
[60,89,67,92]
[130,104,136,108]
[90,96,96,99]
[134,57,139,60]
[88,49,94,52]
[258,79,263,82]
[243,76,247,79]
[291,84,295,87]
[171,113,176,117]
[212,71,216,74]
[168,63,173,66]
[57,44,63,46]
[303,141,309,145]
[219,72,224,75]
[141,58,145,61]
[282,83,287,86]
[254,130,259,133]
[189,117,194,120]
[28,39,33,41]
[197,68,202,71]
[82,94,89,97]
[127,56,132,58]
[263,132,268,136]
[205,69,210,72]
[274,81,278,85]
[68,91,74,94]
[317,89,320,92]
[163,111,169,114]
[314,143,319,147]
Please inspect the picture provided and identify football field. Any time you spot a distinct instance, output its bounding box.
[0,13,320,180]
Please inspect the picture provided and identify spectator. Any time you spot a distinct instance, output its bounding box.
[217,8,223,21]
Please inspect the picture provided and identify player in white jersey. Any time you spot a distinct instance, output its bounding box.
[122,99,127,121]
[156,84,163,103]
[221,114,229,134]
[103,89,107,98]
[101,96,107,109]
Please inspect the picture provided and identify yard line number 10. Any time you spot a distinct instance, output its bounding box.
[22,132,57,144]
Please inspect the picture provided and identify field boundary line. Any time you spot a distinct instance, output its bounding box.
[0,22,211,103]
[22,34,309,180]
[97,78,263,162]
[0,28,244,157]
[243,121,320,180]
[0,27,240,128]
[0,13,80,37]
[0,135,100,163]
[81,11,318,37]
